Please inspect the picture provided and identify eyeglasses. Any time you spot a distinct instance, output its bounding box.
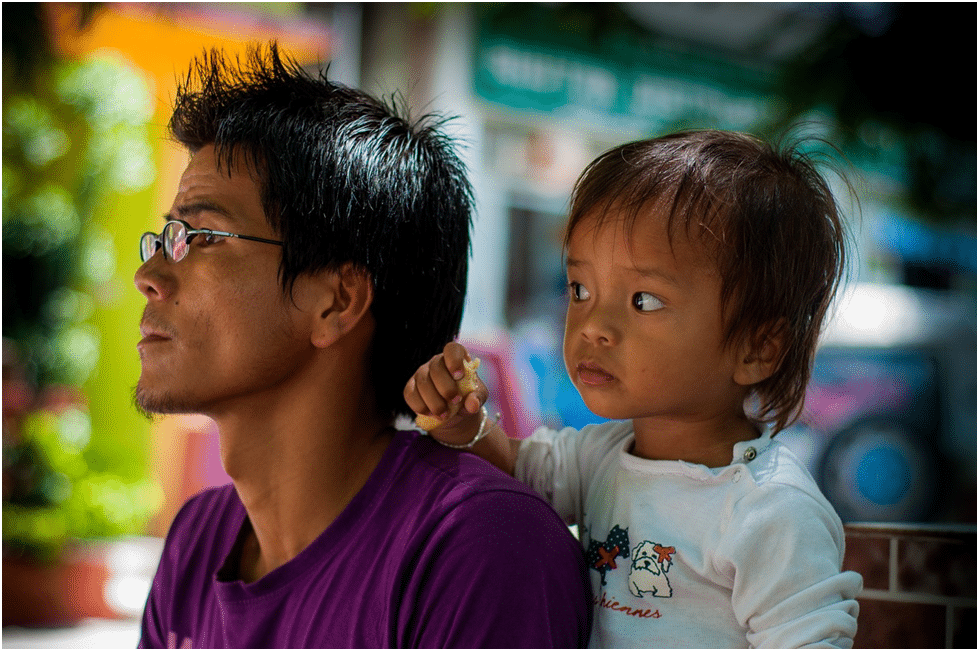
[140,219,284,263]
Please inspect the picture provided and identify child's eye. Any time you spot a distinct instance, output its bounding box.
[632,292,663,312]
[568,282,591,302]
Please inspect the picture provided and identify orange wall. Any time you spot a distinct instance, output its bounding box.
[49,2,331,215]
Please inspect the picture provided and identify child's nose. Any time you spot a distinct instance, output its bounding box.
[578,304,620,345]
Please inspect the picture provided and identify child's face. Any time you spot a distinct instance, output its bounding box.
[562,210,748,426]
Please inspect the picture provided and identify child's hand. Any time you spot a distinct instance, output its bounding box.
[404,342,487,445]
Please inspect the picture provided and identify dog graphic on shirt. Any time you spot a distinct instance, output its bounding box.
[629,540,675,598]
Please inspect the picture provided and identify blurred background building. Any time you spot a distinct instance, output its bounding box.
[3,2,975,647]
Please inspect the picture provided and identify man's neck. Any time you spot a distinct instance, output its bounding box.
[210,370,394,583]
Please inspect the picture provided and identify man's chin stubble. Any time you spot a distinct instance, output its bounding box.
[132,383,191,419]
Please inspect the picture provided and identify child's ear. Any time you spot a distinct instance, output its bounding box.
[309,263,375,349]
[733,321,785,387]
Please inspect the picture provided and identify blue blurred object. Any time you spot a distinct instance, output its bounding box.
[782,283,976,523]
[510,319,609,431]
[857,447,911,506]
[818,417,938,522]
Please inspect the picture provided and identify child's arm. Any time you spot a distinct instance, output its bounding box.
[727,485,862,647]
[404,341,521,476]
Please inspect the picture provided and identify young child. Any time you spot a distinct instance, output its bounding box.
[405,130,863,648]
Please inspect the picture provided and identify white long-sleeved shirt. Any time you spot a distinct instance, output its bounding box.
[516,421,862,648]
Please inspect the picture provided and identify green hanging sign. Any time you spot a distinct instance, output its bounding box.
[473,5,775,131]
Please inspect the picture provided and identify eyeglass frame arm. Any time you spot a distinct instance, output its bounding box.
[139,224,284,262]
[191,228,284,246]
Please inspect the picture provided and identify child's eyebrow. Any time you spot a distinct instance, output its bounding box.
[566,257,680,286]
[629,264,681,287]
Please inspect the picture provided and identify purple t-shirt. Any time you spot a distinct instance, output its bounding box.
[140,429,592,648]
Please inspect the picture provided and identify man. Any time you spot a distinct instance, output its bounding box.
[135,44,591,648]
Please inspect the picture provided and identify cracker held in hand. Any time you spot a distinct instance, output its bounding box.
[415,357,480,431]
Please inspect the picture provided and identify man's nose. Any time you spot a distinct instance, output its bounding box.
[134,254,174,301]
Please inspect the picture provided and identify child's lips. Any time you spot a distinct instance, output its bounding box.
[576,362,615,386]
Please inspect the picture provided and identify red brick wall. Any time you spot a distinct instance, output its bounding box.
[844,523,976,648]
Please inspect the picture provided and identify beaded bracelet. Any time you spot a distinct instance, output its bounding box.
[438,406,500,449]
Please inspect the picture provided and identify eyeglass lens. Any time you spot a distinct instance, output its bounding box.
[139,232,159,262]
[140,221,191,263]
[164,221,190,262]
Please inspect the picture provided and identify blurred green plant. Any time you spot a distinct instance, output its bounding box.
[3,402,160,562]
[3,4,161,562]
[4,56,156,385]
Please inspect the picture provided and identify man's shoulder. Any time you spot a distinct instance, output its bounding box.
[390,429,571,528]
[388,431,592,647]
[396,428,539,495]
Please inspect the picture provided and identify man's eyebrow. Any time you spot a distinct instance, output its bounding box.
[163,201,233,224]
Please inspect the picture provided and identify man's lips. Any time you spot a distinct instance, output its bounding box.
[576,362,615,386]
[138,316,174,345]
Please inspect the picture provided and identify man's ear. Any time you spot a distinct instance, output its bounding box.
[733,321,786,387]
[309,263,374,349]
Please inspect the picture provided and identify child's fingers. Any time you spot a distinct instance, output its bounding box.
[463,389,486,415]
[427,353,464,408]
[442,341,471,381]
[403,375,428,415]
[404,357,449,415]
[410,360,452,418]
[442,342,487,415]
[405,343,484,430]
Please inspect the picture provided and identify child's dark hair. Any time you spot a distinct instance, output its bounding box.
[565,129,849,433]
[169,43,473,418]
